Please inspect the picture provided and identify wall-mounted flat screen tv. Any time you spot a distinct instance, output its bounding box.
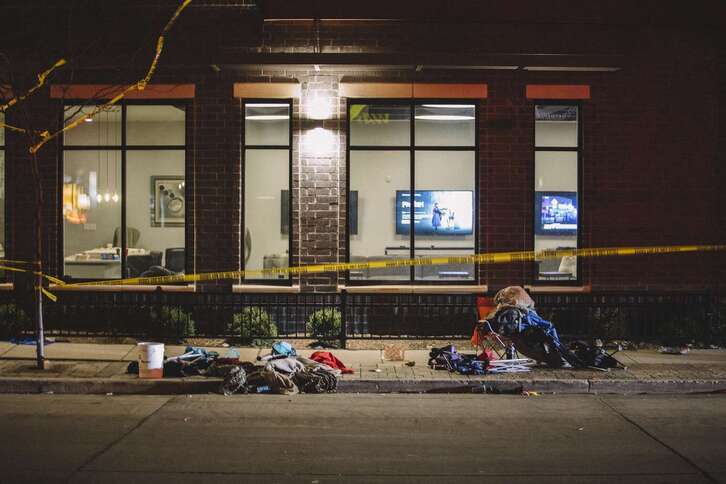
[395,190,473,235]
[535,191,578,236]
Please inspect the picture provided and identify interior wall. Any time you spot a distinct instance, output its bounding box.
[244,149,289,272]
[349,150,410,258]
[126,151,185,262]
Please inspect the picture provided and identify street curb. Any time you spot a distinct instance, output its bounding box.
[1,377,724,395]
[588,379,726,394]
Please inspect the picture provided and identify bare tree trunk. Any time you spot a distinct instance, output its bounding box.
[30,152,44,369]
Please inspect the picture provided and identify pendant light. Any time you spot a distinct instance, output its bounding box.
[104,110,111,203]
[96,109,103,204]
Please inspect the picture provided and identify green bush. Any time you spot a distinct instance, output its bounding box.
[231,307,278,343]
[306,308,342,340]
[0,304,32,339]
[152,306,195,340]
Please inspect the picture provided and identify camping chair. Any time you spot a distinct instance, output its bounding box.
[472,296,507,358]
[472,296,536,373]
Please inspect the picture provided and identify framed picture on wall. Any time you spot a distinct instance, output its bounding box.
[150,176,185,227]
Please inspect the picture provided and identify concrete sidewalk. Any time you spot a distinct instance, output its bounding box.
[1,341,725,395]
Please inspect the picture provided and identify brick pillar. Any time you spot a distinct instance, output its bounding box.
[479,79,533,291]
[5,93,60,278]
[295,74,345,292]
[188,78,241,291]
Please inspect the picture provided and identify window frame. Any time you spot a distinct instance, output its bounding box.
[531,100,584,286]
[58,99,189,282]
[240,98,293,286]
[345,98,480,286]
[0,113,5,280]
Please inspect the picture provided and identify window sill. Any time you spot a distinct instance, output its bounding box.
[525,284,591,294]
[232,284,300,294]
[339,284,487,294]
[50,284,195,293]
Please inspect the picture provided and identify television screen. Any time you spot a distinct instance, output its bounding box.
[535,191,578,235]
[396,190,473,235]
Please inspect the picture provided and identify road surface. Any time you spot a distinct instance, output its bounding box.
[1,393,724,483]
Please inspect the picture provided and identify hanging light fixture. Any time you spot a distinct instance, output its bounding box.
[103,110,111,203]
[96,108,104,204]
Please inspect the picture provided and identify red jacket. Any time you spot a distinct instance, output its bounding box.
[310,351,355,374]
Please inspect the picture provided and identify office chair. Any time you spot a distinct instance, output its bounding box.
[126,251,162,278]
[164,247,185,274]
[113,227,140,248]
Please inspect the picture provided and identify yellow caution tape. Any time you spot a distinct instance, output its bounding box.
[41,288,57,303]
[1,244,724,300]
[61,244,726,289]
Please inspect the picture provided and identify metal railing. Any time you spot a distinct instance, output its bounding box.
[0,289,724,346]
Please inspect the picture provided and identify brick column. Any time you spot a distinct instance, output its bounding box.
[479,79,533,291]
[294,74,345,292]
[188,77,241,290]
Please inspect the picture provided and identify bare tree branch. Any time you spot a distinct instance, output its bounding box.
[29,0,192,154]
[0,58,67,112]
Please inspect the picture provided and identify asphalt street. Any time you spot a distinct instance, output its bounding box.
[0,393,724,483]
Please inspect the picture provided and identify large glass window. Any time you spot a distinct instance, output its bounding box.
[348,102,477,283]
[243,102,291,282]
[533,104,580,282]
[62,103,186,280]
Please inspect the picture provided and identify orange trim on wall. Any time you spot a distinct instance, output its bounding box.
[50,84,195,99]
[341,82,487,99]
[526,85,590,100]
[413,83,487,99]
[233,83,301,98]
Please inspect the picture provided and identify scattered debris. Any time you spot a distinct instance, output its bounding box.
[383,343,406,361]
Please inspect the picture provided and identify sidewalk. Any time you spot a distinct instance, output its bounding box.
[1,341,725,395]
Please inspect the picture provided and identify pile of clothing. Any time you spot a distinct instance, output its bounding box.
[127,341,353,394]
[221,342,352,395]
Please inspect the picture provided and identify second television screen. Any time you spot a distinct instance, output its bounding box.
[396,190,473,235]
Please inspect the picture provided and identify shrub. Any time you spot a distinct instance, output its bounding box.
[152,306,196,340]
[232,307,278,343]
[0,304,32,339]
[306,308,342,340]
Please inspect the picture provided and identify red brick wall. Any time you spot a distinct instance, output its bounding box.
[2,12,722,294]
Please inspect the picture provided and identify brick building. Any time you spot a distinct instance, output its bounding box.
[1,1,724,339]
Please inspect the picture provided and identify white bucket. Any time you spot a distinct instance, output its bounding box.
[137,342,165,379]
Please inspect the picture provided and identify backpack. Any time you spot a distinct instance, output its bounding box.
[428,345,460,371]
[271,341,297,357]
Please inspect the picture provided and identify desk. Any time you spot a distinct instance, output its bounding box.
[538,271,574,281]
[65,258,121,279]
